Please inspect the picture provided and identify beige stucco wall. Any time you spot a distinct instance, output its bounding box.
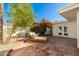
[77,11,79,48]
[53,21,77,38]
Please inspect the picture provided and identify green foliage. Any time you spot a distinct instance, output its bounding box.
[31,22,47,35]
[0,28,2,37]
[6,3,35,41]
[39,23,47,35]
[7,3,35,29]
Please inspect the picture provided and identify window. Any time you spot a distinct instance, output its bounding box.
[59,26,62,31]
[58,26,62,35]
[64,26,68,36]
[64,33,68,36]
[64,26,68,32]
[59,32,62,35]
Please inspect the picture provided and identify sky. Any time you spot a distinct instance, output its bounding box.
[3,3,71,23]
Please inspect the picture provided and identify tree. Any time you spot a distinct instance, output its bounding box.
[31,18,48,35]
[30,18,53,35]
[6,3,35,41]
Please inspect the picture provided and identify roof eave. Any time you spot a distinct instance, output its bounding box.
[58,4,79,14]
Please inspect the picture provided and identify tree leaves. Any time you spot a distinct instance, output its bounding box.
[7,3,35,30]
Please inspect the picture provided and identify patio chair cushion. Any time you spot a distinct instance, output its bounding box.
[32,32,38,37]
[29,32,47,41]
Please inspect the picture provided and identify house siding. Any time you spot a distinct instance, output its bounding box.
[77,11,79,48]
[52,21,77,38]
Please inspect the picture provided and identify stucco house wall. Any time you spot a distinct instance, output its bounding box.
[52,21,77,38]
[77,11,79,48]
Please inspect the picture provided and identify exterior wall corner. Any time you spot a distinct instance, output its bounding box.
[77,11,79,48]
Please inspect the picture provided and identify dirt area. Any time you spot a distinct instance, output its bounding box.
[0,36,79,56]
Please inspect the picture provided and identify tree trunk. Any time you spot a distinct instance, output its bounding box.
[6,27,15,43]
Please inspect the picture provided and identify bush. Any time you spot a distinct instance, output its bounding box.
[31,22,47,35]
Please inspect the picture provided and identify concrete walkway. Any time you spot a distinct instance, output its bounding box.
[0,41,34,52]
[0,43,14,52]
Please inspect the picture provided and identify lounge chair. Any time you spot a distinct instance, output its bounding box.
[28,32,47,43]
